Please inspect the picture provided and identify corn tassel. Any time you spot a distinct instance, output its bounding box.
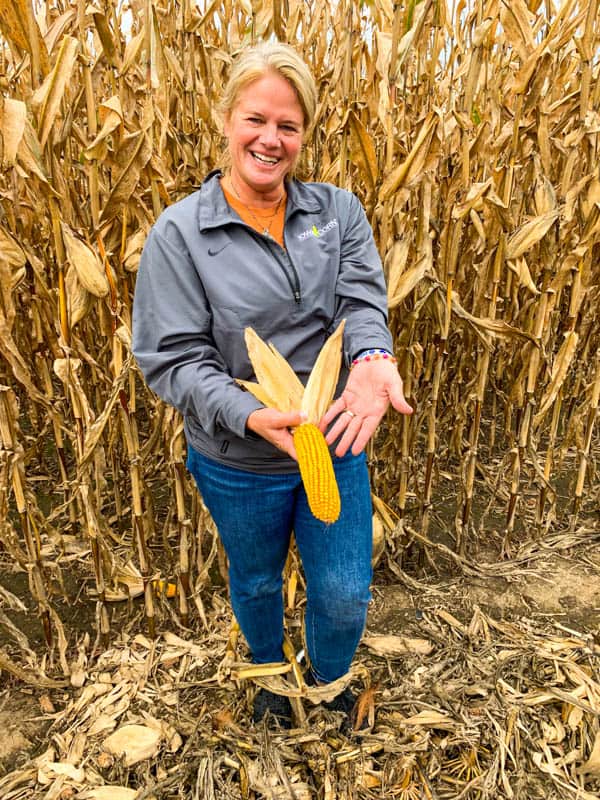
[293,423,340,524]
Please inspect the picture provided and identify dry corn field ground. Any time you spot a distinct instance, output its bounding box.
[0,0,600,797]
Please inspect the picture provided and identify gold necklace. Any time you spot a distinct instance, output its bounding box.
[228,176,285,239]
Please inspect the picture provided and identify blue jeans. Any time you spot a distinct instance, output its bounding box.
[186,447,373,683]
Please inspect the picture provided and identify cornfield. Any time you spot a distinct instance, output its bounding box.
[1,0,599,797]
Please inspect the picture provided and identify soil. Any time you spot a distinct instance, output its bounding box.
[0,441,599,798]
[0,690,41,771]
[2,522,600,780]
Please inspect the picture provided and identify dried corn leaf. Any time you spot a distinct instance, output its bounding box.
[0,305,46,405]
[534,331,579,425]
[435,608,469,634]
[0,226,27,267]
[100,130,152,223]
[302,320,345,423]
[402,710,455,728]
[108,560,143,601]
[584,177,600,216]
[81,789,142,800]
[37,761,85,785]
[150,6,168,114]
[578,732,600,776]
[534,174,557,216]
[16,119,55,188]
[162,631,206,660]
[84,96,124,159]
[363,635,434,656]
[43,8,77,54]
[31,35,79,148]
[120,28,144,74]
[451,292,537,343]
[0,0,49,75]
[87,714,118,737]
[53,358,94,425]
[507,256,540,294]
[452,179,493,219]
[2,262,24,303]
[245,758,313,800]
[92,10,121,69]
[164,46,185,90]
[385,237,411,298]
[0,0,33,52]
[80,356,131,466]
[505,211,559,260]
[61,224,109,297]
[347,110,378,193]
[394,0,431,73]
[380,113,439,201]
[0,98,26,166]
[499,0,536,60]
[388,257,428,308]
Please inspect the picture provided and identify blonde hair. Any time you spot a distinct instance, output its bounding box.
[219,42,317,133]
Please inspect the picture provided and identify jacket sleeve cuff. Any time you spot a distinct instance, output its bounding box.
[225,391,266,439]
[342,321,394,368]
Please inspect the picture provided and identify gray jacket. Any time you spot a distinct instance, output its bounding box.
[132,171,393,473]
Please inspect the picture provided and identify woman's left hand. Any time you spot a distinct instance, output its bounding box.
[320,359,413,457]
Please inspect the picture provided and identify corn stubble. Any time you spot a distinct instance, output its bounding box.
[0,5,599,793]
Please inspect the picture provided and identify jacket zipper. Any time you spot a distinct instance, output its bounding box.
[256,229,302,305]
[234,221,303,305]
[275,233,302,304]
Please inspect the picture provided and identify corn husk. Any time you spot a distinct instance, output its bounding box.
[61,223,109,297]
[102,724,161,766]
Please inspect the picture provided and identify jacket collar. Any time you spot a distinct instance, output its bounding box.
[198,170,321,232]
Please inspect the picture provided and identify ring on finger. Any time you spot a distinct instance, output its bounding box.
[344,410,356,419]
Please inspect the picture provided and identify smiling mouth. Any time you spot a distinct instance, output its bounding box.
[251,151,280,165]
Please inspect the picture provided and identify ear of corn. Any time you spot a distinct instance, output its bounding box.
[238,322,346,523]
[293,422,340,525]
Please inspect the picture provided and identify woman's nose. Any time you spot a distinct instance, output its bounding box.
[259,123,280,147]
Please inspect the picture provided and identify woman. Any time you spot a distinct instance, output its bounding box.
[132,42,412,729]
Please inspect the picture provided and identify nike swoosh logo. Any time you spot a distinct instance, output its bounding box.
[208,242,230,256]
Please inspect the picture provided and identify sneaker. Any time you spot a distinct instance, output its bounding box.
[306,672,370,733]
[323,686,356,715]
[252,688,293,729]
[324,686,371,733]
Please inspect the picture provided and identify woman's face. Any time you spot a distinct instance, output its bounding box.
[224,71,304,204]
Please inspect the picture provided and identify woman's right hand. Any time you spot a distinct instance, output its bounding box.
[246,408,305,460]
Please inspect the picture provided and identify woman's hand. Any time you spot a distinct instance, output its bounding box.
[320,360,413,457]
[246,407,305,460]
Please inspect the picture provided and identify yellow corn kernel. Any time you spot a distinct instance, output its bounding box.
[152,579,177,598]
[293,423,341,524]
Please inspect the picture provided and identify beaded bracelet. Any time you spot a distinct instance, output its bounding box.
[351,348,397,369]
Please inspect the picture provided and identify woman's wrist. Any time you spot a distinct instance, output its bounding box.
[350,348,397,370]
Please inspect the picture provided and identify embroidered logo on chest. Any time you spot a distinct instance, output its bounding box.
[297,219,338,241]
